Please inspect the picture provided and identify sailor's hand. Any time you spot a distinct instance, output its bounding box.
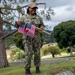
[16,21,22,25]
[38,28,43,33]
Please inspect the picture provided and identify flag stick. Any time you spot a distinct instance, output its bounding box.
[36,27,51,35]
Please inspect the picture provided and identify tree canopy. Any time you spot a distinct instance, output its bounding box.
[0,0,54,68]
[1,0,54,44]
[53,20,75,48]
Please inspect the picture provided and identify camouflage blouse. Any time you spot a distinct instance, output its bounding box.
[19,14,45,45]
[19,14,45,28]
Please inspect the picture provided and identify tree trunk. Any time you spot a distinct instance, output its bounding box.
[70,46,73,56]
[52,54,55,58]
[0,40,9,68]
[0,16,9,68]
[68,41,73,56]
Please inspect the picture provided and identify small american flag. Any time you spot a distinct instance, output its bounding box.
[18,22,36,38]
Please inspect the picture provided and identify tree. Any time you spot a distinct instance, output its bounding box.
[48,45,61,58]
[0,0,54,68]
[43,31,55,44]
[41,45,61,58]
[53,20,75,56]
[0,15,9,67]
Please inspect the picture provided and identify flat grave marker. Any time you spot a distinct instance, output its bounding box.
[55,70,75,75]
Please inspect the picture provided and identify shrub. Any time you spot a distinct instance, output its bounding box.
[13,32,24,50]
[66,47,75,53]
[48,46,61,58]
[41,45,61,58]
[41,45,50,56]
[10,47,25,61]
[15,51,25,59]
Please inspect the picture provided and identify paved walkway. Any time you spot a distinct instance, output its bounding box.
[9,57,75,65]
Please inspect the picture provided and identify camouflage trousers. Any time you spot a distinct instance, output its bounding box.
[23,34,42,69]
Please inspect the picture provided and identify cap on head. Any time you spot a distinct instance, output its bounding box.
[28,2,38,9]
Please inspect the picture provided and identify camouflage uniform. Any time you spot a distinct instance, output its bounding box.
[19,14,45,69]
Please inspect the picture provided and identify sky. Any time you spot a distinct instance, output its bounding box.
[2,0,75,30]
[36,0,75,31]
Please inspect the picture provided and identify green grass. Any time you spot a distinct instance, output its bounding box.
[41,52,75,60]
[0,60,75,75]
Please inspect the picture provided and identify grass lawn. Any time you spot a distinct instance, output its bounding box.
[0,60,75,75]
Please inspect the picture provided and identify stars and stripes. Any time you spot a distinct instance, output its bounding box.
[18,22,36,38]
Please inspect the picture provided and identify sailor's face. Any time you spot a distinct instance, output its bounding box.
[29,7,37,15]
